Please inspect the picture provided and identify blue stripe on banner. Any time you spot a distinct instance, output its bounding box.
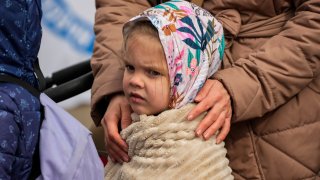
[42,0,95,55]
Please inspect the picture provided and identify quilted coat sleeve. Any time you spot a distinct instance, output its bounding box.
[213,0,320,122]
[90,0,151,125]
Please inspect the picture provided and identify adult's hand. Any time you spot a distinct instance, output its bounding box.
[101,94,133,163]
[188,79,232,144]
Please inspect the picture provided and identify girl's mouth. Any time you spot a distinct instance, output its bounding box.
[129,92,145,103]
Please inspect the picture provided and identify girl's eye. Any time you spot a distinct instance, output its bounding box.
[125,65,134,72]
[148,70,161,77]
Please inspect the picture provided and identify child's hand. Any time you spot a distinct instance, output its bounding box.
[187,79,232,144]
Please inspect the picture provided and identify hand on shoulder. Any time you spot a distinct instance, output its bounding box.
[188,79,232,144]
[102,94,132,163]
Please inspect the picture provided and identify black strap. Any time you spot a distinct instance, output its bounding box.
[0,58,46,97]
[0,74,41,98]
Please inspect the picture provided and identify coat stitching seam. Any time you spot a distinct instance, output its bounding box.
[260,136,317,175]
[249,123,266,180]
[230,170,247,179]
[258,120,319,137]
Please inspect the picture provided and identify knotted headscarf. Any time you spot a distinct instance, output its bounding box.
[124,0,225,109]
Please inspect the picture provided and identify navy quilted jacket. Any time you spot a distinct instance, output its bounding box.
[0,0,42,88]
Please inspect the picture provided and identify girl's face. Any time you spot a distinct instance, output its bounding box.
[123,34,170,115]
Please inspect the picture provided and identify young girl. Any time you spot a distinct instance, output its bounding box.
[105,1,232,179]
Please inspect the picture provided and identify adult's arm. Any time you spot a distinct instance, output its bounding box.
[90,0,151,125]
[213,0,320,122]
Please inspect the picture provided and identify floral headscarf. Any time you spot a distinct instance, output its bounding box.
[124,0,225,109]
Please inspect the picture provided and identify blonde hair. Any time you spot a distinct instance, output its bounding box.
[122,20,160,50]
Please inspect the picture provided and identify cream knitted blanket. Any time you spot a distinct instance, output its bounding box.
[105,104,233,180]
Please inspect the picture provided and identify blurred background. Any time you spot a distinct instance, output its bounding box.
[38,0,105,154]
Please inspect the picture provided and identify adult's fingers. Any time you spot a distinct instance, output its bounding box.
[107,121,128,151]
[195,104,225,138]
[102,95,131,163]
[106,137,129,163]
[216,107,232,143]
[216,116,231,144]
[201,106,231,143]
[106,146,121,163]
[103,117,129,162]
[120,102,132,130]
[188,80,220,120]
[102,109,128,150]
[188,81,216,121]
[188,97,214,121]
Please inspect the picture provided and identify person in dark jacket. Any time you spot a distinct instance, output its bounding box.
[0,0,43,179]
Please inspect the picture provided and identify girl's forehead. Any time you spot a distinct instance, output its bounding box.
[127,35,164,56]
[126,37,167,65]
[127,33,159,46]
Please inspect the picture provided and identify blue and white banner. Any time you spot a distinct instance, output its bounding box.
[39,0,95,108]
[42,0,94,55]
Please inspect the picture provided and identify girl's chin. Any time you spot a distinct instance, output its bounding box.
[131,106,149,115]
[132,106,165,116]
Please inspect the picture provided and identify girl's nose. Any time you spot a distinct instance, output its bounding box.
[129,73,144,88]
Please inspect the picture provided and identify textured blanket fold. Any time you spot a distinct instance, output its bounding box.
[105,104,233,180]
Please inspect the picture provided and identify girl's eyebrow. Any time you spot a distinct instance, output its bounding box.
[123,54,167,73]
[143,62,161,69]
[124,58,165,71]
[122,59,130,64]
[142,61,167,73]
